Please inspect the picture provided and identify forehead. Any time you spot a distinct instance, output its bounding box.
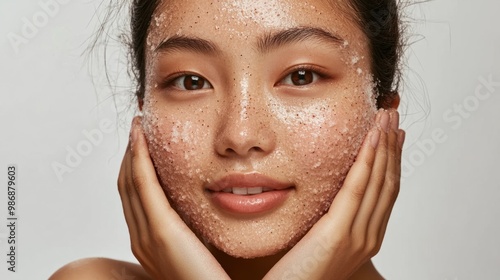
[147,0,365,48]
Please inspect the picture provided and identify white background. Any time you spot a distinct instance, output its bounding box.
[0,0,499,279]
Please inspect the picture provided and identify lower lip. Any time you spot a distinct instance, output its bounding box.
[208,189,292,215]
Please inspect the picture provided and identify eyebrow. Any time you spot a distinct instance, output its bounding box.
[154,26,344,55]
[257,27,344,52]
[155,35,220,55]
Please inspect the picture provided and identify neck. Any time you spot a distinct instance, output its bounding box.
[208,244,289,280]
[207,244,383,280]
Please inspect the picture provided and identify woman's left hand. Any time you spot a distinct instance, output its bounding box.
[264,109,405,280]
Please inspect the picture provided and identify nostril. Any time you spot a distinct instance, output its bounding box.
[223,147,237,156]
[222,145,264,157]
[249,146,264,153]
[214,118,276,158]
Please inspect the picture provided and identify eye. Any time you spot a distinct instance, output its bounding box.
[170,74,212,90]
[280,69,320,86]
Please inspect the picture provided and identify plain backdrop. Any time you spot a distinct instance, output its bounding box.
[1,1,499,279]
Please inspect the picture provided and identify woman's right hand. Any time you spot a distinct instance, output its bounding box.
[117,116,230,280]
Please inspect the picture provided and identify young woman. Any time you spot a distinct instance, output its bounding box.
[51,0,405,279]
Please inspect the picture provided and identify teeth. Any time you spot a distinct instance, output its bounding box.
[232,187,248,195]
[221,187,268,195]
[247,187,263,194]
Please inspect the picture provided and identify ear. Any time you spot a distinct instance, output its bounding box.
[388,93,400,109]
[138,98,144,111]
[379,92,400,110]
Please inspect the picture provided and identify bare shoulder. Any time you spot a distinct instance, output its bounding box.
[49,257,151,280]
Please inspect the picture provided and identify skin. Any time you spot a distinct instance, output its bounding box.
[143,0,377,259]
[50,109,404,280]
[50,0,405,279]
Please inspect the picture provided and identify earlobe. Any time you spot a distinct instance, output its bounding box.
[389,93,400,109]
[378,92,400,110]
[138,98,144,111]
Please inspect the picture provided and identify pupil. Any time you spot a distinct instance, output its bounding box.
[184,75,204,90]
[292,70,312,85]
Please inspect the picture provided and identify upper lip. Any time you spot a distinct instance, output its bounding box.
[206,172,293,192]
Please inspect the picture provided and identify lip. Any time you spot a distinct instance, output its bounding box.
[206,172,294,215]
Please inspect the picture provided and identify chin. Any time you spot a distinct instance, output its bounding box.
[209,230,301,259]
[168,191,336,260]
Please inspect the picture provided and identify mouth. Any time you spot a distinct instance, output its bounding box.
[220,187,275,195]
[206,172,294,215]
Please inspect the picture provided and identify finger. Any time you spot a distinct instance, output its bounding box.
[369,113,403,242]
[118,137,142,247]
[118,126,153,258]
[118,133,157,273]
[126,120,151,233]
[129,116,177,230]
[325,110,385,230]
[376,128,405,244]
[351,110,390,234]
[130,120,231,279]
[121,118,159,271]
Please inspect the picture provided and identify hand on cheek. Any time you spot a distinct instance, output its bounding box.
[264,109,405,280]
[117,117,230,280]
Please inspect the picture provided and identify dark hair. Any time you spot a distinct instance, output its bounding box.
[128,0,403,108]
[347,0,403,108]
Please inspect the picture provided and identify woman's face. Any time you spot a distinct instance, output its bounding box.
[142,0,377,258]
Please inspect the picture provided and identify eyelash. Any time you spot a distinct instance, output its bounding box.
[277,65,328,87]
[159,65,328,91]
[160,71,212,91]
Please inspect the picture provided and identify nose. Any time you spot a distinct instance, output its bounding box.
[214,85,276,159]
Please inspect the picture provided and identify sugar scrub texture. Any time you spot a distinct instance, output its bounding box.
[141,0,378,258]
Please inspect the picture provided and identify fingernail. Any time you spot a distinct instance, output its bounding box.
[380,110,390,133]
[390,110,399,132]
[398,129,406,149]
[370,129,381,148]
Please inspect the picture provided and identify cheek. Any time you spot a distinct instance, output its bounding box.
[273,92,376,195]
[141,103,212,205]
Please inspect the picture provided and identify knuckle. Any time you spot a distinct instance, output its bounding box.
[139,233,151,248]
[117,175,128,195]
[131,243,143,258]
[366,237,380,256]
[150,230,163,245]
[384,174,400,200]
[373,242,383,255]
[328,233,349,252]
[388,130,398,145]
[352,238,365,256]
[131,172,146,192]
[350,185,366,202]
[117,177,124,194]
[360,156,375,170]
[388,147,398,163]
[372,172,386,186]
